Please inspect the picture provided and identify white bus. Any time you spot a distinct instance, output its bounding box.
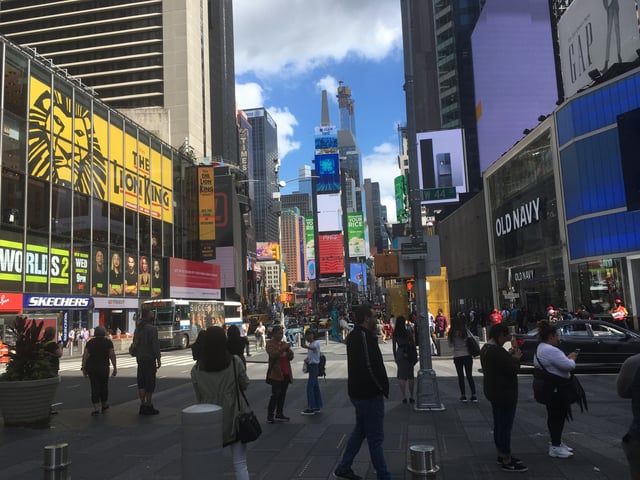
[141,299,224,349]
[223,301,243,326]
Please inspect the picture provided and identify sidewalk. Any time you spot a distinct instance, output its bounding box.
[0,339,632,479]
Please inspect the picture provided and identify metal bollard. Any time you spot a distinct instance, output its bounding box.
[407,444,439,477]
[325,330,329,345]
[182,404,223,479]
[42,443,71,480]
[481,327,487,343]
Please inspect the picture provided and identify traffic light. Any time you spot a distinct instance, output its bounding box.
[406,279,414,292]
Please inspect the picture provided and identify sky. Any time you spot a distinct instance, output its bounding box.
[233,0,407,223]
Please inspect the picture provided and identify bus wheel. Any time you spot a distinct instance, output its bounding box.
[180,334,189,349]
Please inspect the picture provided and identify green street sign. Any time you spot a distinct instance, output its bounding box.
[421,187,456,202]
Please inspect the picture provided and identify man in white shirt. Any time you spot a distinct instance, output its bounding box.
[240,320,251,357]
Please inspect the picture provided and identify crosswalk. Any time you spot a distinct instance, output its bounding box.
[58,351,197,372]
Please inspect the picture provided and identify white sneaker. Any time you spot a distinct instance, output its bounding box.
[549,445,573,458]
[548,441,573,453]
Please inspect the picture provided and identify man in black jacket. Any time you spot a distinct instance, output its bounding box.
[334,304,390,480]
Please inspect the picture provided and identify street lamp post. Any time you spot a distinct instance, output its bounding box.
[401,0,444,411]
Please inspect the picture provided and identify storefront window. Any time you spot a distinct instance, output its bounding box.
[51,186,72,239]
[3,52,28,173]
[570,258,630,316]
[73,192,90,241]
[27,177,50,232]
[1,168,25,229]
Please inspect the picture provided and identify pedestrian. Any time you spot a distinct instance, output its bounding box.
[448,312,477,403]
[489,308,502,326]
[611,298,630,330]
[392,315,417,404]
[81,326,117,416]
[255,321,266,350]
[67,328,75,355]
[534,319,578,458]
[339,315,350,342]
[43,326,62,415]
[265,324,293,424]
[191,326,250,480]
[434,308,448,338]
[479,324,528,472]
[617,353,640,480]
[133,309,161,415]
[300,329,323,415]
[226,325,246,366]
[334,304,391,480]
[240,320,251,357]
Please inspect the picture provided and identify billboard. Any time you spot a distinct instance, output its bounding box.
[558,0,640,98]
[28,76,173,223]
[197,167,215,241]
[471,0,558,172]
[318,233,344,275]
[305,216,315,261]
[315,153,340,193]
[256,242,280,261]
[394,175,409,223]
[417,129,467,205]
[317,193,342,232]
[349,262,368,291]
[347,212,366,258]
[314,125,338,153]
[168,257,221,299]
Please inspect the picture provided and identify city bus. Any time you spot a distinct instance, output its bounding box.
[141,299,224,349]
[223,301,243,326]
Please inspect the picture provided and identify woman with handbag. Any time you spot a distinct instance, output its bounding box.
[191,326,250,480]
[448,312,477,403]
[265,325,294,423]
[534,320,578,459]
[392,315,417,404]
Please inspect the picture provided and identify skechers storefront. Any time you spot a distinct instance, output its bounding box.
[484,120,568,321]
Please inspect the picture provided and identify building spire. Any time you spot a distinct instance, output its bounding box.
[321,90,330,126]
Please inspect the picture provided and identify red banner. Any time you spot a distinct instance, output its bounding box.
[0,293,23,312]
[318,234,344,275]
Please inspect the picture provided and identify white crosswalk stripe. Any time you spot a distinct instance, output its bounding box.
[58,353,197,372]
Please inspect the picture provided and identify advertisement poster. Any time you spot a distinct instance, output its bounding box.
[318,234,344,275]
[347,212,365,258]
[305,216,315,261]
[197,167,215,241]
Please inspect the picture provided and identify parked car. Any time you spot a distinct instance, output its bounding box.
[514,319,640,371]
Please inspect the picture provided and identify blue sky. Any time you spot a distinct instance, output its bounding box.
[233,0,406,222]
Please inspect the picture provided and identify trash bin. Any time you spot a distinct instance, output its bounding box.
[407,444,439,476]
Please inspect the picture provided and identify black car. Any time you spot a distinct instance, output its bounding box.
[514,319,640,371]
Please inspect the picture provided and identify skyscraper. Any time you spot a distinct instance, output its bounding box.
[244,108,279,243]
[363,179,387,255]
[0,0,214,158]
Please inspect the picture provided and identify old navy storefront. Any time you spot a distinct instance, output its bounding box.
[484,121,569,321]
[0,38,176,336]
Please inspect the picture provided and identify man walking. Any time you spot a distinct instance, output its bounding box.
[134,310,161,415]
[334,304,390,480]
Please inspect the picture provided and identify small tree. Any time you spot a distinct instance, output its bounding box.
[1,317,56,381]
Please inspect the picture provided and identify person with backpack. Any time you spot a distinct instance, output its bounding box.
[300,329,323,415]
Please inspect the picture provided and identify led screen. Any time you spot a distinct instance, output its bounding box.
[318,233,344,275]
[317,193,342,232]
[471,0,558,173]
[315,153,340,193]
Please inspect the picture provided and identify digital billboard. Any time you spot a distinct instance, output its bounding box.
[28,76,173,223]
[197,167,215,241]
[471,0,558,172]
[417,129,467,205]
[558,0,640,98]
[347,212,366,258]
[318,234,344,275]
[315,153,340,193]
[349,262,368,291]
[317,193,342,232]
[304,216,315,261]
[256,242,280,261]
[314,125,338,153]
[168,257,221,299]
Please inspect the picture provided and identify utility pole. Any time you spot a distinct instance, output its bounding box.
[400,0,444,411]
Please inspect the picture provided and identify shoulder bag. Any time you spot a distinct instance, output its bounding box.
[465,329,480,357]
[532,351,588,413]
[233,358,262,443]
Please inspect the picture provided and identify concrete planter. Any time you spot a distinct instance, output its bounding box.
[0,375,60,426]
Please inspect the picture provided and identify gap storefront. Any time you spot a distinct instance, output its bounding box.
[557,67,640,327]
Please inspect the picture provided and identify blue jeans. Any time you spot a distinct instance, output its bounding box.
[306,363,323,410]
[336,397,390,480]
[491,402,517,457]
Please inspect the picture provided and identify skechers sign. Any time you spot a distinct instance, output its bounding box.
[23,294,91,310]
[495,197,541,238]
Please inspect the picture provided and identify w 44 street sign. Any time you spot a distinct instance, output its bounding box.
[421,187,456,202]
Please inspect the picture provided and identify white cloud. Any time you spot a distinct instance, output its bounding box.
[236,82,265,110]
[315,75,339,103]
[233,0,402,77]
[266,107,301,164]
[362,142,401,223]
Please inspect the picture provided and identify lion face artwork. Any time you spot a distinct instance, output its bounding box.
[28,81,107,198]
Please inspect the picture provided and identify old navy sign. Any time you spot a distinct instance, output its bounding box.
[495,197,541,238]
[23,294,91,310]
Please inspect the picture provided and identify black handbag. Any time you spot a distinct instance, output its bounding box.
[233,359,262,443]
[533,352,588,413]
[465,330,480,357]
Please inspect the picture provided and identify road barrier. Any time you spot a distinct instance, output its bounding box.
[181,404,223,479]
